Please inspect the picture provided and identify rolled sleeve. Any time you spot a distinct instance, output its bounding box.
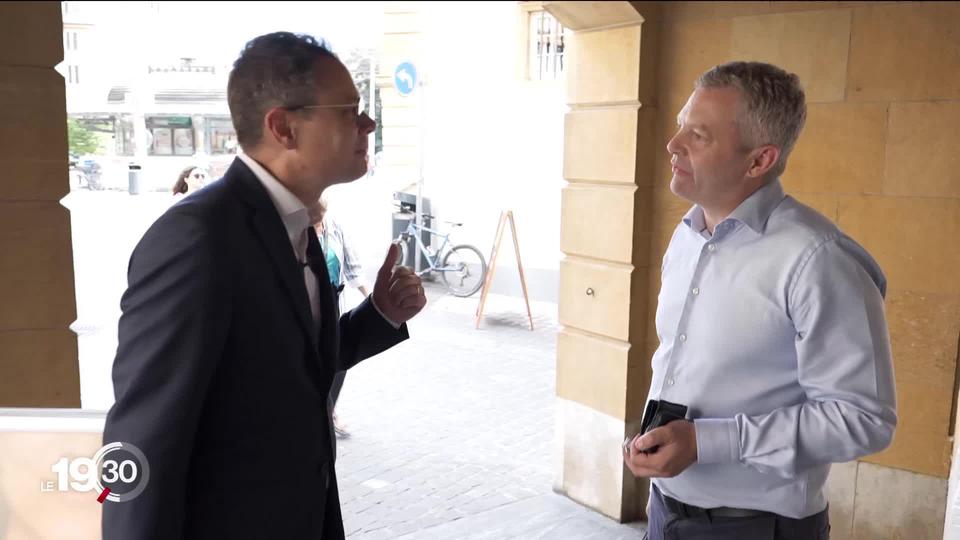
[694,418,740,464]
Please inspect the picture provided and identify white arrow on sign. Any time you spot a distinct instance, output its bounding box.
[397,69,413,87]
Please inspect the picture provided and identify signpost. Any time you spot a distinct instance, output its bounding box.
[394,61,425,273]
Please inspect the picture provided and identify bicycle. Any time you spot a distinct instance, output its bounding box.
[394,211,488,297]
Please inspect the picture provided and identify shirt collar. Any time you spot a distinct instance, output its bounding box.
[682,177,786,236]
[237,153,309,234]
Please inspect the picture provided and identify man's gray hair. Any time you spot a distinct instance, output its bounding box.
[696,61,807,180]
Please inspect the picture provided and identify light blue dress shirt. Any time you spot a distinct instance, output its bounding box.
[649,178,897,519]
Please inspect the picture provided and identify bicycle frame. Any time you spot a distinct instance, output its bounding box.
[401,220,457,276]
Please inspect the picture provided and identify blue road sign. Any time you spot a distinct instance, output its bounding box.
[394,61,417,96]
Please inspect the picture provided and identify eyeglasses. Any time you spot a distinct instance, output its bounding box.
[283,102,368,122]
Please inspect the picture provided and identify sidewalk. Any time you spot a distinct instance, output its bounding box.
[334,284,647,539]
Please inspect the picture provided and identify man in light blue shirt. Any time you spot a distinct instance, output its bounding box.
[623,61,897,539]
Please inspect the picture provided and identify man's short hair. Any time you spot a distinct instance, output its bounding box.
[696,61,807,180]
[227,32,338,149]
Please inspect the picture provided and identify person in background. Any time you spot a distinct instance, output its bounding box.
[308,196,371,439]
[171,165,208,196]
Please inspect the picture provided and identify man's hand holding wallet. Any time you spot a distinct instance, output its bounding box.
[622,399,700,478]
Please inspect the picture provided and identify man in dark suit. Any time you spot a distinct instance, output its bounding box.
[102,32,426,539]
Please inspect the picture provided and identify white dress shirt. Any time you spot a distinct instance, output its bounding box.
[649,178,897,519]
[236,154,400,329]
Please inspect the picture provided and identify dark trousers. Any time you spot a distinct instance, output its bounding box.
[330,370,346,407]
[646,484,830,540]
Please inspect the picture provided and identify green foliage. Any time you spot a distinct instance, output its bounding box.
[67,118,100,155]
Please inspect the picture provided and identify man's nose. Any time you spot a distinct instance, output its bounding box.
[666,132,682,156]
[359,112,376,134]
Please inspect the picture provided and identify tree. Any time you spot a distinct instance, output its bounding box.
[67,118,100,155]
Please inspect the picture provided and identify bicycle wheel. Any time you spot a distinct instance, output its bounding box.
[440,244,487,297]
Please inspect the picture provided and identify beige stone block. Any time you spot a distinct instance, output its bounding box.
[0,202,76,330]
[566,25,642,105]
[645,264,662,348]
[866,379,952,478]
[773,1,844,12]
[379,106,420,127]
[884,101,960,199]
[790,192,838,223]
[848,2,960,102]
[544,1,644,31]
[557,328,630,419]
[383,11,421,34]
[0,330,79,408]
[656,18,733,99]
[837,196,960,295]
[0,67,68,163]
[557,397,648,521]
[662,1,774,21]
[730,9,851,103]
[886,291,960,390]
[625,341,655,422]
[784,102,886,195]
[824,461,858,540]
[651,187,690,234]
[564,107,639,185]
[635,106,661,188]
[561,184,636,263]
[559,257,636,341]
[1,158,70,202]
[0,431,104,540]
[852,462,947,540]
[0,2,62,67]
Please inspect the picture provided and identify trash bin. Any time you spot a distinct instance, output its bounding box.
[128,164,142,195]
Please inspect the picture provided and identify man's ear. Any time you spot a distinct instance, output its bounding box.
[746,144,780,180]
[263,108,297,149]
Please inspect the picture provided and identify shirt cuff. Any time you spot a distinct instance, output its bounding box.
[694,418,740,465]
[370,295,402,330]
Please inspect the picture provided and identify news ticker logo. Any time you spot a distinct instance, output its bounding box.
[40,442,150,503]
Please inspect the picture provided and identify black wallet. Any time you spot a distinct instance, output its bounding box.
[637,399,688,454]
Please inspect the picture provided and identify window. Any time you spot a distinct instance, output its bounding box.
[527,10,566,80]
[66,65,80,84]
[147,116,194,156]
[63,31,78,51]
[207,117,239,155]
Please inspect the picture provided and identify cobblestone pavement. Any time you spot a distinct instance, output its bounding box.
[333,283,647,539]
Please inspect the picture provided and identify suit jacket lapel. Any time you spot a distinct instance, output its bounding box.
[228,159,319,354]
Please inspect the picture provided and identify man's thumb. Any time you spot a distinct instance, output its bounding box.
[377,242,400,281]
[636,427,668,452]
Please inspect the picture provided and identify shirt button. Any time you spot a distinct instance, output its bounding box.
[667,379,675,386]
[692,287,700,295]
[679,334,687,342]
[707,243,716,252]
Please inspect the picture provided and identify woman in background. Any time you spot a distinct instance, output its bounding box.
[172,165,208,196]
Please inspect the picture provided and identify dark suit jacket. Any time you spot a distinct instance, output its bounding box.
[102,158,407,539]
